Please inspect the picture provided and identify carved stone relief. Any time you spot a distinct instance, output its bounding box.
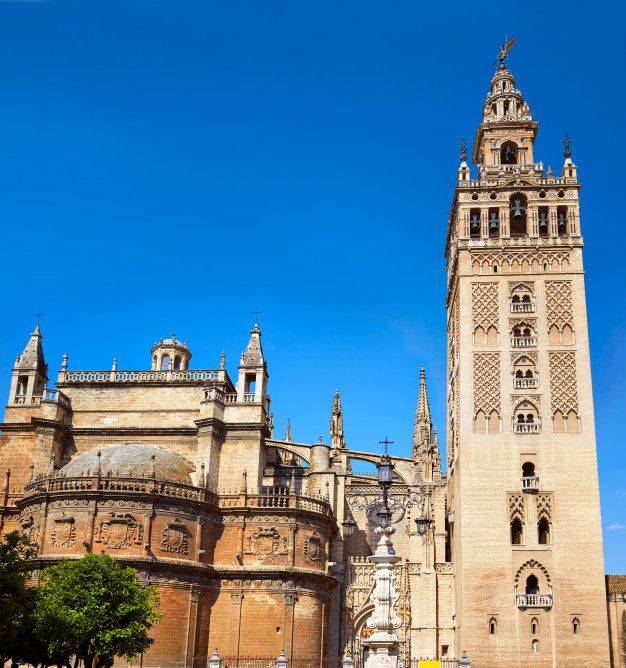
[243,527,288,558]
[51,513,77,548]
[473,352,501,417]
[95,513,143,549]
[549,352,579,415]
[160,517,191,555]
[303,531,323,562]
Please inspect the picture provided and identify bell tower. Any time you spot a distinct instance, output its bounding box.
[445,45,609,666]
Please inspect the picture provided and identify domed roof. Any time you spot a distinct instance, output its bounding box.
[60,444,195,484]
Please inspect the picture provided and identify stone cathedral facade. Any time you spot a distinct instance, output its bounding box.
[0,59,621,667]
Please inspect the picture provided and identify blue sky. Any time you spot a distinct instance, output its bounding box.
[0,1,624,570]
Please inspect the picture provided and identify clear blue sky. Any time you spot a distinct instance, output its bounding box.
[0,1,624,570]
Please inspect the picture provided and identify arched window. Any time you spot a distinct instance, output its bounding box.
[489,617,497,635]
[526,574,539,595]
[522,462,535,477]
[532,639,539,654]
[501,141,518,165]
[572,617,580,635]
[538,517,550,545]
[509,193,528,236]
[511,517,524,545]
[173,355,182,370]
[470,208,481,239]
[531,617,539,635]
[160,354,170,370]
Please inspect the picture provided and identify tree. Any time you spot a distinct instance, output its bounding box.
[34,553,161,668]
[0,530,39,666]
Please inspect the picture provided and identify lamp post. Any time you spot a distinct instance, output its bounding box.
[415,502,434,571]
[363,437,403,668]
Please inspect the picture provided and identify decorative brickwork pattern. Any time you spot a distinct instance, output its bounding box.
[473,353,501,417]
[536,494,553,521]
[549,352,579,415]
[546,281,573,331]
[508,494,525,521]
[472,282,499,331]
[470,250,571,274]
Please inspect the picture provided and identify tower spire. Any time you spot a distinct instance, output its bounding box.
[330,389,345,449]
[413,366,432,459]
[284,418,293,443]
[9,324,49,405]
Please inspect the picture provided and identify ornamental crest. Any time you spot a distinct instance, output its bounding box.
[304,531,323,562]
[160,518,191,555]
[95,513,143,549]
[243,527,287,558]
[51,513,76,548]
[20,514,40,541]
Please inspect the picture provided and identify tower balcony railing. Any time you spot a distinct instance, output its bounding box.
[58,369,225,384]
[521,476,540,492]
[13,388,70,409]
[515,593,553,609]
[512,336,537,348]
[511,301,535,313]
[513,377,539,389]
[513,422,541,434]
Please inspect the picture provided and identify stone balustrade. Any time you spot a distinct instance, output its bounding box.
[521,476,540,492]
[512,336,537,348]
[14,388,71,409]
[515,593,552,608]
[218,492,332,517]
[58,369,223,384]
[513,377,538,389]
[511,301,535,313]
[513,422,541,434]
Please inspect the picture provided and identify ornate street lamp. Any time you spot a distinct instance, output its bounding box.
[376,438,395,527]
[342,517,357,537]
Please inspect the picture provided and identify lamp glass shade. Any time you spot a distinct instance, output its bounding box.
[342,517,356,537]
[377,458,393,484]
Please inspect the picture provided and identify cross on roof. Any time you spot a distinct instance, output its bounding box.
[34,310,44,325]
[378,437,394,455]
[253,309,262,323]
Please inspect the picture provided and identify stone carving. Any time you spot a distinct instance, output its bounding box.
[472,282,499,332]
[20,514,40,541]
[95,513,143,549]
[549,352,579,415]
[473,352,501,417]
[471,249,571,275]
[303,531,323,562]
[346,489,422,526]
[243,527,288,558]
[546,281,573,331]
[160,517,191,555]
[508,494,525,521]
[536,494,552,521]
[51,513,77,548]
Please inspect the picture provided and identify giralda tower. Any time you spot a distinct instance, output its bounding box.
[444,45,610,667]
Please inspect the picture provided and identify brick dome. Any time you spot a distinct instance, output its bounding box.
[60,444,195,484]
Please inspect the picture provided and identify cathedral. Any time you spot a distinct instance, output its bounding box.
[1,54,624,668]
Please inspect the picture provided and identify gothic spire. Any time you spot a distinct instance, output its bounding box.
[284,418,293,443]
[240,322,264,367]
[413,366,432,459]
[15,324,47,376]
[330,389,345,448]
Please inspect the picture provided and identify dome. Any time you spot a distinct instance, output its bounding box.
[60,444,195,484]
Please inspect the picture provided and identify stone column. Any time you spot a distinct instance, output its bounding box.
[364,524,403,668]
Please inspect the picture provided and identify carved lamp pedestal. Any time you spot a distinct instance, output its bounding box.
[364,524,403,668]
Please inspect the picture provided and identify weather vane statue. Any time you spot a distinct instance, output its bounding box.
[494,36,516,67]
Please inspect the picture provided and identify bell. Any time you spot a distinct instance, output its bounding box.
[557,212,567,229]
[489,212,499,230]
[510,199,526,220]
[470,213,480,231]
[538,211,548,229]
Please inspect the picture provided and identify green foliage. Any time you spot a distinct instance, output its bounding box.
[34,553,161,668]
[0,530,39,665]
